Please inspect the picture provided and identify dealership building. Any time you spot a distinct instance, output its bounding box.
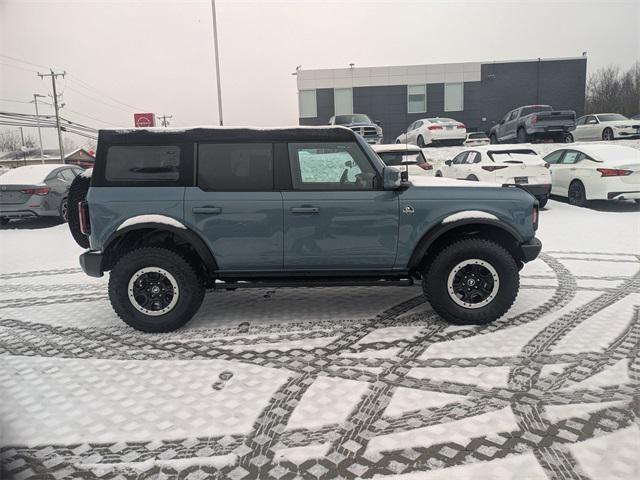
[296,56,587,142]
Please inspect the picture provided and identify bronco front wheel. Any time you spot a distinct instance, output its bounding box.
[422,238,519,325]
[108,247,204,332]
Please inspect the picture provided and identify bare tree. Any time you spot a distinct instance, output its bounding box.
[0,129,36,152]
[585,62,640,117]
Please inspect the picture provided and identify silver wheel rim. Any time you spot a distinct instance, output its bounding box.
[447,259,499,309]
[127,267,179,316]
[61,200,68,220]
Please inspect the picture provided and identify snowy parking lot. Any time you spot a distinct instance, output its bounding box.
[1,196,639,479]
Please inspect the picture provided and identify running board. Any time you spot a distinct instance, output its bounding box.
[211,276,414,290]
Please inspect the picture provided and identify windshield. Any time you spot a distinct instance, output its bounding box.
[378,151,427,166]
[520,106,553,116]
[334,114,372,125]
[598,114,628,122]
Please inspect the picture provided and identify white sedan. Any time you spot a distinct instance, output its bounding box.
[435,146,552,207]
[372,144,434,177]
[395,118,466,147]
[463,131,490,146]
[543,144,640,206]
[569,113,640,142]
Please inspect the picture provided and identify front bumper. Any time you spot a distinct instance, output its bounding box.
[520,237,542,263]
[80,250,104,278]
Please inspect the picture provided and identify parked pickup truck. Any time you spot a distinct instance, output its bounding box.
[329,114,384,144]
[490,105,576,144]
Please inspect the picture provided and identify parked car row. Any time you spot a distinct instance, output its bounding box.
[372,141,640,209]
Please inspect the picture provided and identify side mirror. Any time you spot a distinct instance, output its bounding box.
[444,160,452,166]
[383,166,403,190]
[499,119,505,125]
[374,120,382,126]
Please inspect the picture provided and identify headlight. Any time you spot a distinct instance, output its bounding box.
[614,125,629,129]
[376,126,383,135]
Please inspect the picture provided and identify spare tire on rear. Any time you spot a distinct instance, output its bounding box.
[67,169,92,248]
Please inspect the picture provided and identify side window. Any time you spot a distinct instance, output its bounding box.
[508,110,519,121]
[288,142,376,190]
[415,121,423,129]
[452,152,468,164]
[406,122,415,132]
[59,169,76,182]
[576,117,586,126]
[585,116,598,125]
[106,145,181,182]
[198,143,273,191]
[544,150,564,164]
[466,151,481,164]
[560,150,581,164]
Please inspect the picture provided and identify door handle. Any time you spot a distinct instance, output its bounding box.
[290,206,320,214]
[193,206,222,214]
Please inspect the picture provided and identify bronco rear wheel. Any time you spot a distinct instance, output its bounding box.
[422,238,519,325]
[108,247,205,332]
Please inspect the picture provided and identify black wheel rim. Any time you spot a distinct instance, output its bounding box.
[447,259,499,309]
[569,184,584,205]
[128,267,179,316]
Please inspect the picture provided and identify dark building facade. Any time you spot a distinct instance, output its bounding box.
[297,57,587,143]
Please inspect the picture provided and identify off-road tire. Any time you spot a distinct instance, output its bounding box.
[67,173,91,248]
[517,128,528,144]
[422,238,519,325]
[568,180,587,207]
[537,195,549,209]
[108,247,205,332]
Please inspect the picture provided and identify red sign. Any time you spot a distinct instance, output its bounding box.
[134,113,155,128]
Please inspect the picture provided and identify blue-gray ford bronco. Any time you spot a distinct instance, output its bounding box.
[69,126,541,332]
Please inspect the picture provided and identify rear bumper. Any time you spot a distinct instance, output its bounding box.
[79,250,104,278]
[607,190,640,200]
[0,209,38,219]
[520,183,552,198]
[528,126,574,136]
[520,237,542,263]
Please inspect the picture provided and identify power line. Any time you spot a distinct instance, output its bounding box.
[0,53,50,70]
[0,62,39,74]
[61,108,121,127]
[66,75,147,112]
[65,84,136,115]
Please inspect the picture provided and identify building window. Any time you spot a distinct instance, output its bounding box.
[407,85,426,113]
[334,88,353,116]
[445,83,464,112]
[299,90,317,118]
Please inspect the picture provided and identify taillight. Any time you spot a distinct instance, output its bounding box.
[21,187,50,196]
[531,114,537,124]
[428,125,443,130]
[532,204,539,230]
[596,168,632,177]
[79,201,91,235]
[457,124,465,129]
[418,163,433,170]
[481,165,509,172]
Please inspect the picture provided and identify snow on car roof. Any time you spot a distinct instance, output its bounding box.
[0,164,66,185]
[568,144,640,162]
[372,144,422,153]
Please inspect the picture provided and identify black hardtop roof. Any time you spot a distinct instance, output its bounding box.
[98,126,357,144]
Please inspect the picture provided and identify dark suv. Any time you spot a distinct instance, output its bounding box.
[71,126,541,332]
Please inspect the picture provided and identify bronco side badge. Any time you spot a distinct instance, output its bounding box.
[403,205,415,215]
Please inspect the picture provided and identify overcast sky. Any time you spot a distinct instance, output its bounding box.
[1,0,639,149]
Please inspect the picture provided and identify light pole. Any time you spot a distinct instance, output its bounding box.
[31,94,46,162]
[210,0,224,125]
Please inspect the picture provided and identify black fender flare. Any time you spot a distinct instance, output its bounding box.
[103,222,218,272]
[407,218,525,269]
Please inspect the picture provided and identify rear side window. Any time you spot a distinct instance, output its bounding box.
[106,146,180,182]
[544,150,564,164]
[198,143,273,191]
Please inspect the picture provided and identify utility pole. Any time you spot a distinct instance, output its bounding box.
[38,69,66,161]
[31,94,46,162]
[19,127,27,165]
[157,114,173,127]
[210,0,224,125]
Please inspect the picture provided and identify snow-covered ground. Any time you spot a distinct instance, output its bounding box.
[1,196,639,479]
